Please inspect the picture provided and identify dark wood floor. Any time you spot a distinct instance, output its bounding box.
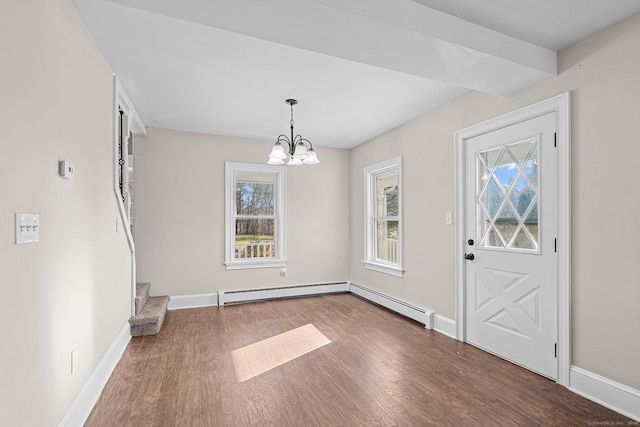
[86,293,631,426]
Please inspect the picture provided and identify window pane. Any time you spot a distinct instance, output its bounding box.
[376,220,399,263]
[234,219,275,259]
[236,174,275,215]
[376,172,398,216]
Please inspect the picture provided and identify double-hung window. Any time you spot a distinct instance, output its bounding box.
[364,157,404,277]
[225,162,286,270]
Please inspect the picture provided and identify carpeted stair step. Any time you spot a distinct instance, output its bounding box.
[135,282,151,316]
[129,295,170,337]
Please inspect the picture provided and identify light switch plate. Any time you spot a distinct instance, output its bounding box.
[445,212,453,225]
[16,213,40,244]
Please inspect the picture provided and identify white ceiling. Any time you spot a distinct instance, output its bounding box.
[72,0,640,149]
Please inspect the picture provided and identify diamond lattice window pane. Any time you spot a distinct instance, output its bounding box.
[485,148,505,171]
[485,227,505,248]
[524,159,539,187]
[495,202,518,245]
[524,224,539,248]
[512,227,536,250]
[495,163,519,190]
[509,175,535,218]
[514,139,537,165]
[524,207,539,247]
[499,222,518,246]
[485,178,505,218]
[526,201,539,223]
[497,201,517,222]
[476,137,541,252]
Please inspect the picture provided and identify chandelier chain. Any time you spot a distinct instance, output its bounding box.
[290,103,294,127]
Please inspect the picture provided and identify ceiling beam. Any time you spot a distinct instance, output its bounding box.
[106,0,556,95]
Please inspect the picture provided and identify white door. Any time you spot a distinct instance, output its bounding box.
[464,112,557,379]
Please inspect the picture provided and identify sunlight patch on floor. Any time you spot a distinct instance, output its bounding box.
[231,323,331,382]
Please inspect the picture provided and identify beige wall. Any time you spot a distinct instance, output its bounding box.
[0,0,133,426]
[350,14,640,390]
[134,127,351,296]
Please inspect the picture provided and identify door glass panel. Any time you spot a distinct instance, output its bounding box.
[477,137,540,252]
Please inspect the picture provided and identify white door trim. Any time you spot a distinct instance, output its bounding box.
[454,92,571,386]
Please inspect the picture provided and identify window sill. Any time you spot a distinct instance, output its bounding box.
[363,261,404,278]
[224,259,287,270]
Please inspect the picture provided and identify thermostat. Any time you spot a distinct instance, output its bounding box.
[59,160,75,179]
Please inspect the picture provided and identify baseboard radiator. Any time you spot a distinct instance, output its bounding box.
[349,282,434,328]
[218,282,350,305]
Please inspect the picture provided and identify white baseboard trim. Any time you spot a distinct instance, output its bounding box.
[168,293,219,310]
[218,282,349,305]
[349,282,434,328]
[433,314,456,339]
[569,366,640,422]
[58,323,131,427]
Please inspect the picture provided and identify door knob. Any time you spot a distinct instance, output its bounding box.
[464,253,475,261]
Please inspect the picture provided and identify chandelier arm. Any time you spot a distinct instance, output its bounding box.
[276,134,294,155]
[276,134,291,143]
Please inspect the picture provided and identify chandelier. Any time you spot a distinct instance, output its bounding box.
[268,99,319,165]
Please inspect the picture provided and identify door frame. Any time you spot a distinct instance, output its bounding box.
[454,92,571,386]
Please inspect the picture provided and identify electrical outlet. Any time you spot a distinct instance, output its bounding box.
[280,268,287,277]
[71,348,78,375]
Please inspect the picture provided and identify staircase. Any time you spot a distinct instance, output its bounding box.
[129,283,170,336]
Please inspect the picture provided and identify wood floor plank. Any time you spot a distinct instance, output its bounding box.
[85,294,633,426]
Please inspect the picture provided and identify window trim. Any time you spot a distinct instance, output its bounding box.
[363,156,404,277]
[224,162,287,270]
